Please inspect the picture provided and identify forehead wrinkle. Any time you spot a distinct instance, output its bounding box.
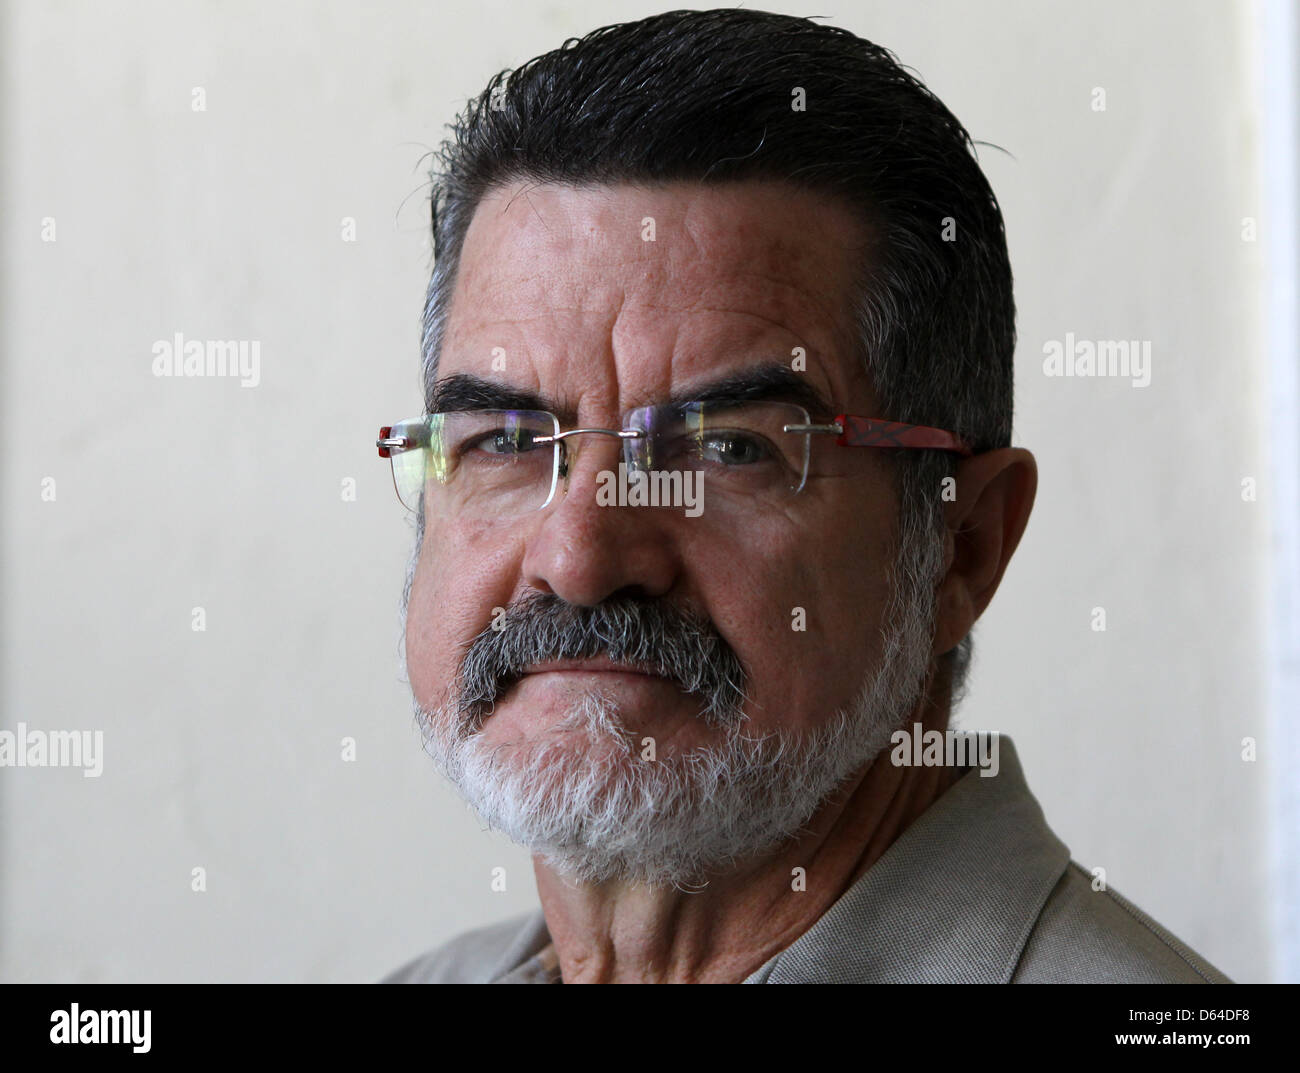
[450,302,851,419]
[622,295,858,407]
[460,203,857,329]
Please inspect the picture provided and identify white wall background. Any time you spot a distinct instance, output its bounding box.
[0,0,1286,982]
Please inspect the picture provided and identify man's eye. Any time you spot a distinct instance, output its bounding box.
[693,432,773,466]
[465,429,537,456]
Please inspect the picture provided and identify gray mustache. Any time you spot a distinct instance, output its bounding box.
[454,592,749,729]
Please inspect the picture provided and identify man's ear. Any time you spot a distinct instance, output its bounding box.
[931,448,1037,657]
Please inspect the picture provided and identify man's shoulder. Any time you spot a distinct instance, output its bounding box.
[1015,861,1231,983]
[380,911,543,984]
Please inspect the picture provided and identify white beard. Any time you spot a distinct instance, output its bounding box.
[414,590,935,888]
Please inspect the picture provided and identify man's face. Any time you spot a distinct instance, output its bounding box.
[404,179,931,882]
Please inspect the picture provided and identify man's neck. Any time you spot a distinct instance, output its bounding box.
[534,693,961,984]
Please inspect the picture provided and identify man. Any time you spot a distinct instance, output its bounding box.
[379,9,1228,983]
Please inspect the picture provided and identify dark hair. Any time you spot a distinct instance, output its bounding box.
[416,8,1017,701]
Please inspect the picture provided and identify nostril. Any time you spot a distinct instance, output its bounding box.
[609,583,656,602]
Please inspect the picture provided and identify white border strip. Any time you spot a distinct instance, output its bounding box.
[1259,0,1300,985]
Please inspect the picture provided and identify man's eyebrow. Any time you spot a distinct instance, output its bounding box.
[665,363,837,420]
[427,374,570,420]
[427,362,837,422]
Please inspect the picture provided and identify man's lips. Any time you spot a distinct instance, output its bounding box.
[522,658,669,679]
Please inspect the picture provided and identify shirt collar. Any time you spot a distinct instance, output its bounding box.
[490,914,557,983]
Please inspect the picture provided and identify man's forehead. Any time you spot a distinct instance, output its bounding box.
[438,179,876,414]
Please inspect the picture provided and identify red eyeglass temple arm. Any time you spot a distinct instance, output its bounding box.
[835,415,974,457]
[376,426,416,459]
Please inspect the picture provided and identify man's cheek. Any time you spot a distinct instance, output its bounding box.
[405,582,459,697]
[405,619,445,701]
[407,568,500,692]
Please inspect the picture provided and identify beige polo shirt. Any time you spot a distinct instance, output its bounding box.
[382,737,1231,983]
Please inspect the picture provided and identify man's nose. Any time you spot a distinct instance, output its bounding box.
[522,431,681,606]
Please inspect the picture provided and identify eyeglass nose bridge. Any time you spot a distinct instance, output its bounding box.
[532,426,647,479]
[532,427,645,444]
